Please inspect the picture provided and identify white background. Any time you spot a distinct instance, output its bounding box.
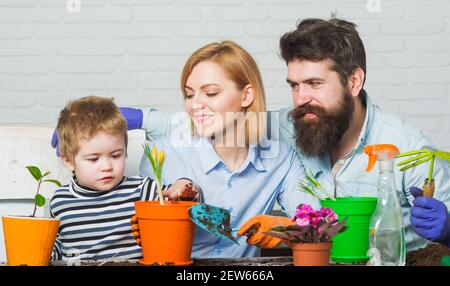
[0,0,449,150]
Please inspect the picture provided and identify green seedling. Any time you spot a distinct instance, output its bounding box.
[396,149,450,182]
[26,165,62,217]
[297,169,336,201]
[143,144,165,205]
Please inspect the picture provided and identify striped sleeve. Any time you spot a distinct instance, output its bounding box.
[51,238,63,261]
[140,177,171,201]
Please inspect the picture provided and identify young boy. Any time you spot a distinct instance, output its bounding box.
[51,96,200,261]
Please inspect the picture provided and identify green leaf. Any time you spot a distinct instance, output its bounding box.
[264,231,299,243]
[301,169,335,200]
[297,181,316,197]
[399,157,432,171]
[396,153,429,166]
[43,179,62,187]
[434,151,450,161]
[42,171,50,178]
[285,224,311,233]
[271,226,286,232]
[34,194,46,207]
[395,149,429,158]
[143,144,162,181]
[26,166,42,181]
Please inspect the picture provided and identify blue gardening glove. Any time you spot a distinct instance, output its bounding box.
[51,107,143,156]
[119,107,143,130]
[410,186,450,246]
[51,129,60,156]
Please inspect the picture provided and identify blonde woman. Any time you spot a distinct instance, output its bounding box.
[138,41,315,258]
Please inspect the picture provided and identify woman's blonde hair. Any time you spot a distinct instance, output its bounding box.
[180,40,266,145]
[56,96,128,162]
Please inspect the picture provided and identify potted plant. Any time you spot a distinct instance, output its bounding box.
[134,145,198,266]
[2,166,62,266]
[396,149,450,197]
[298,170,378,264]
[266,203,347,266]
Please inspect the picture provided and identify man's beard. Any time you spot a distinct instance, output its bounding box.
[289,89,355,157]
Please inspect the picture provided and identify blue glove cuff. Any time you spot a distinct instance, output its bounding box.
[441,214,450,247]
[119,107,143,130]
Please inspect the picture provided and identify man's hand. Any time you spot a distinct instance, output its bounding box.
[162,179,198,201]
[237,215,294,249]
[410,186,450,245]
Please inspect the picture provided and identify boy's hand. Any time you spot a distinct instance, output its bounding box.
[162,179,198,201]
[131,216,140,246]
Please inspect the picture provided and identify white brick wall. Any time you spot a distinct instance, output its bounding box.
[0,0,449,150]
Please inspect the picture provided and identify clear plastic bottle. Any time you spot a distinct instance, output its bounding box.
[364,144,406,266]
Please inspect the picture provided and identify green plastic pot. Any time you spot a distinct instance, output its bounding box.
[441,256,450,266]
[320,197,378,264]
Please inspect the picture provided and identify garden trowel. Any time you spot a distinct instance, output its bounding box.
[188,204,239,244]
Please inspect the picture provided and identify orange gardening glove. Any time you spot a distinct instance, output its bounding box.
[131,216,141,246]
[237,215,294,249]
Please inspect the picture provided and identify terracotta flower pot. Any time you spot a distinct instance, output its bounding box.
[291,242,332,266]
[134,200,198,266]
[2,216,60,266]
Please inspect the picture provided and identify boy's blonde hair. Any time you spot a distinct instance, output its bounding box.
[181,40,267,145]
[57,96,128,162]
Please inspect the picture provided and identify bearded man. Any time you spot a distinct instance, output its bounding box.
[239,17,450,251]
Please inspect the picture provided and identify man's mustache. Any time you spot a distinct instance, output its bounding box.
[293,104,326,119]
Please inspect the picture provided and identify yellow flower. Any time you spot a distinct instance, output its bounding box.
[158,150,165,166]
[151,146,157,162]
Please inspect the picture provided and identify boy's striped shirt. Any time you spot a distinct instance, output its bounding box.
[50,176,166,261]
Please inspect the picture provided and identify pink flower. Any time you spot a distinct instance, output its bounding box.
[310,216,322,228]
[326,212,338,223]
[311,210,325,218]
[319,207,333,217]
[295,213,311,226]
[293,204,339,228]
[295,204,314,216]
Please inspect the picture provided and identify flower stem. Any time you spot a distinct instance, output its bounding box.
[156,181,164,205]
[32,179,42,217]
[428,155,435,182]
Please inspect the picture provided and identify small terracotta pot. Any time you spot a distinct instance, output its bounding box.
[2,216,60,266]
[291,242,332,266]
[134,200,198,266]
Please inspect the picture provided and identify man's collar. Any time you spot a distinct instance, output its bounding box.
[355,90,374,150]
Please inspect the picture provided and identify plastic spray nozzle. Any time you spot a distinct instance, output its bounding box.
[364,144,400,172]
